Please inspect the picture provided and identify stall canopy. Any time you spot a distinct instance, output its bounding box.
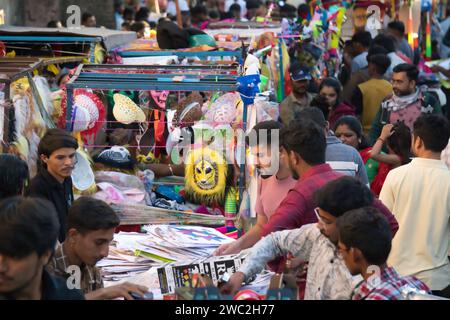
[0,26,137,52]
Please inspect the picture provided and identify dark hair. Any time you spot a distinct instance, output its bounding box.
[130,21,146,33]
[413,114,450,152]
[0,154,29,199]
[282,119,326,165]
[333,116,370,149]
[67,197,120,234]
[0,197,59,258]
[294,107,327,128]
[337,207,392,265]
[37,129,78,169]
[121,21,131,29]
[387,121,412,164]
[313,176,374,217]
[229,3,242,12]
[393,63,419,82]
[352,31,372,48]
[123,7,135,20]
[368,53,391,75]
[247,0,263,10]
[81,12,95,23]
[209,10,220,20]
[47,20,61,28]
[373,34,396,53]
[310,95,331,120]
[319,77,342,107]
[367,44,388,59]
[191,5,208,17]
[135,7,150,22]
[388,21,405,34]
[297,3,309,16]
[248,120,284,147]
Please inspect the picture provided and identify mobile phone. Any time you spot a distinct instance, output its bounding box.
[130,291,153,300]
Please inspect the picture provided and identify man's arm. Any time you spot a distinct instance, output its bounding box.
[371,197,399,237]
[261,191,307,237]
[351,87,364,116]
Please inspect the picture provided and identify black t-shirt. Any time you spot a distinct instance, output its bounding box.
[25,169,74,242]
[0,270,84,300]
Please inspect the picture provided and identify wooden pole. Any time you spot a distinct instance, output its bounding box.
[175,0,183,28]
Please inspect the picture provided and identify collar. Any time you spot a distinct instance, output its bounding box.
[326,134,342,145]
[352,267,399,300]
[39,168,71,190]
[300,163,333,181]
[411,157,449,169]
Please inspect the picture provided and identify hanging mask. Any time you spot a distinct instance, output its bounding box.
[150,90,169,110]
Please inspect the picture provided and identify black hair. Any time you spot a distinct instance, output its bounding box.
[387,121,412,164]
[393,63,419,82]
[37,129,78,170]
[297,3,309,16]
[247,120,284,147]
[319,77,342,107]
[191,5,208,17]
[333,116,370,150]
[367,44,388,58]
[123,7,135,20]
[47,20,61,28]
[130,21,146,33]
[294,106,327,128]
[209,10,220,20]
[352,31,372,48]
[81,12,95,23]
[373,34,396,53]
[413,114,450,153]
[67,197,120,235]
[310,95,331,120]
[337,207,392,265]
[0,154,29,200]
[368,53,391,75]
[247,0,263,10]
[229,3,242,12]
[121,21,131,29]
[313,176,374,217]
[135,7,150,22]
[282,119,326,165]
[388,21,405,34]
[0,197,59,258]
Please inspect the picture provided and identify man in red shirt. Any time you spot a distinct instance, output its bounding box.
[261,120,398,241]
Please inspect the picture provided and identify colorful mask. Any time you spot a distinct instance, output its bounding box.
[150,90,169,109]
[185,147,232,207]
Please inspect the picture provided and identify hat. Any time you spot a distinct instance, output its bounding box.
[113,93,146,125]
[94,146,134,170]
[72,150,95,191]
[289,62,312,81]
[70,105,91,133]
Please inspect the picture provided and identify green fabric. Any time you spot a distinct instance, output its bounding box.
[188,34,216,47]
[365,158,379,184]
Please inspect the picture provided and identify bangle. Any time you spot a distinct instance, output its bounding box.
[377,137,385,143]
[167,164,174,176]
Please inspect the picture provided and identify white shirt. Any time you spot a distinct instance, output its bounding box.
[166,0,189,16]
[442,139,450,169]
[239,224,356,300]
[380,158,450,290]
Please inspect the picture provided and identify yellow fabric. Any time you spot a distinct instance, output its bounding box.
[94,43,106,64]
[358,79,393,133]
[47,64,59,75]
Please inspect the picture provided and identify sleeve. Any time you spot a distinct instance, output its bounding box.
[354,150,369,185]
[351,87,364,116]
[238,226,317,281]
[371,198,399,237]
[261,191,307,237]
[379,171,396,212]
[24,178,49,199]
[430,94,442,114]
[351,59,359,73]
[368,107,383,145]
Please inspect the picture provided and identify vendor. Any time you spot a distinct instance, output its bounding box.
[25,129,78,242]
[46,197,149,300]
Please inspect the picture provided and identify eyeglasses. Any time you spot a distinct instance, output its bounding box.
[314,207,333,225]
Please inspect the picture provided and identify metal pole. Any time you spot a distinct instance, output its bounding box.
[278,37,285,101]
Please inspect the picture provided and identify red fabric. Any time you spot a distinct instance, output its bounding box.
[116,225,141,233]
[359,147,372,164]
[370,162,392,197]
[328,102,356,129]
[352,267,429,300]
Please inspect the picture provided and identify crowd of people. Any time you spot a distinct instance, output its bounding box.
[1,0,450,301]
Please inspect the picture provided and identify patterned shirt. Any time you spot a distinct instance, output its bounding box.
[352,267,430,300]
[239,224,355,300]
[46,243,104,295]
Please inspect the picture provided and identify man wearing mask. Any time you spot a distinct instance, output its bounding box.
[26,129,78,242]
[368,64,441,144]
[279,61,316,125]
